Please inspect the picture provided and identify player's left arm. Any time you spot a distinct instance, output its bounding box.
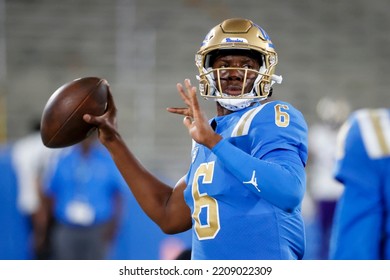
[212,104,307,212]
[212,134,306,212]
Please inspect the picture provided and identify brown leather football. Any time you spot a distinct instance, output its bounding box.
[40,77,108,148]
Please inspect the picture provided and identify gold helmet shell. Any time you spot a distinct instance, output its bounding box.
[195,18,281,103]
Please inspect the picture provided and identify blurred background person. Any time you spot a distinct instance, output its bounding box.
[0,120,58,259]
[306,97,351,259]
[329,108,390,259]
[10,120,59,259]
[41,132,127,260]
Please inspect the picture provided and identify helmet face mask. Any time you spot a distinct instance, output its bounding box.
[195,18,282,111]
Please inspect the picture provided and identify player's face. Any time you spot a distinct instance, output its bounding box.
[211,54,261,96]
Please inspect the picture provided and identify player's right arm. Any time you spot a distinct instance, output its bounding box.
[83,89,192,234]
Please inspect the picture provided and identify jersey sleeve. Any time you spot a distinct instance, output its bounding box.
[330,110,387,259]
[252,102,308,165]
[212,101,308,211]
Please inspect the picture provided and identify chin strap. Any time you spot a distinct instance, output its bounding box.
[217,96,257,111]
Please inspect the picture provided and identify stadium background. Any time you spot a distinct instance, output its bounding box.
[0,0,389,259]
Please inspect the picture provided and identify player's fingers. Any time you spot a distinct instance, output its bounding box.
[183,116,193,128]
[105,86,117,113]
[82,83,116,125]
[185,80,200,117]
[83,114,100,126]
[84,114,116,134]
[176,83,191,106]
[166,107,190,116]
[184,79,192,92]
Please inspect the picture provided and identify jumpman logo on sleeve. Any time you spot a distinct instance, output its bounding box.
[243,170,261,192]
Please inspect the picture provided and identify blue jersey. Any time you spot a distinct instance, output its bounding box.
[44,142,126,226]
[330,109,390,259]
[184,101,308,260]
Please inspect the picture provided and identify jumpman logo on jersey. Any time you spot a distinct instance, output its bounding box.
[243,170,261,192]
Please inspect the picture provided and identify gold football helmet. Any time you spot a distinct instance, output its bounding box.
[195,18,282,111]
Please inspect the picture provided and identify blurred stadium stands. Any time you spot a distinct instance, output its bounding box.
[1,0,389,192]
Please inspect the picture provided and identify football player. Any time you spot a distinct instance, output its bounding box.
[329,108,390,259]
[84,18,308,259]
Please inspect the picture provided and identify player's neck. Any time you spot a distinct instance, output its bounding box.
[215,101,261,116]
[216,102,234,116]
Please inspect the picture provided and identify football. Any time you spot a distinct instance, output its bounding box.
[40,77,109,148]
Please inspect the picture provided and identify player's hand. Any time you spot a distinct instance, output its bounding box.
[167,79,222,149]
[83,87,120,145]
